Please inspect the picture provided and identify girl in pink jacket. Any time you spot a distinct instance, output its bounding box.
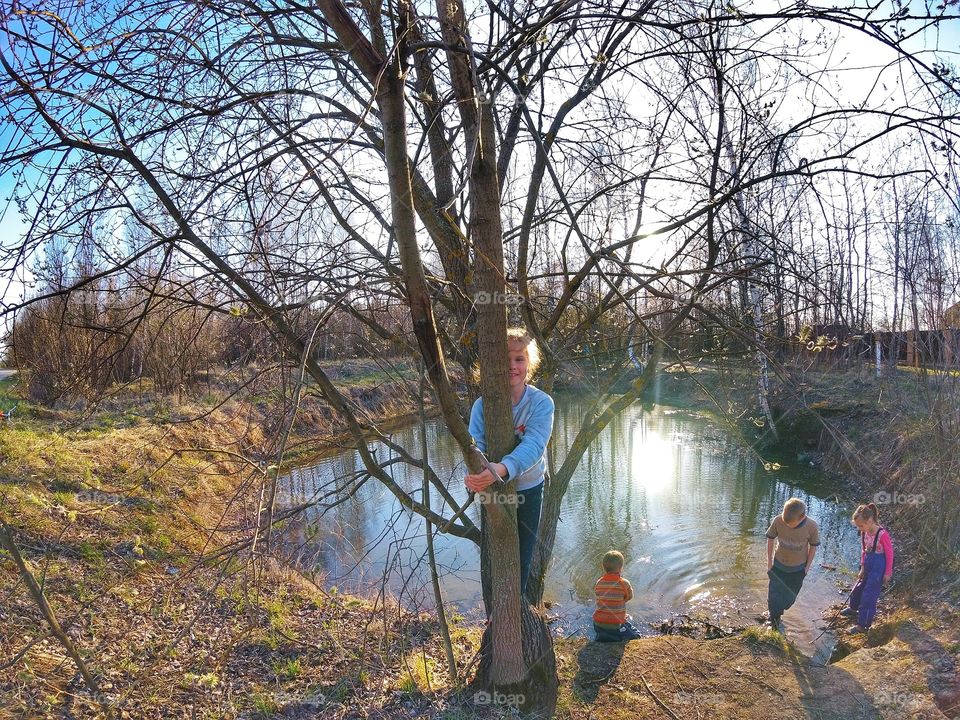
[842,502,894,634]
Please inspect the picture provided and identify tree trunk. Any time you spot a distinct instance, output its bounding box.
[430,0,557,710]
[710,34,778,442]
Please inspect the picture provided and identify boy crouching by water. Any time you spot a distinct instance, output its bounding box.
[593,550,644,642]
[765,498,820,631]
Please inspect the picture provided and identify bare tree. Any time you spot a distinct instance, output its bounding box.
[3,0,959,713]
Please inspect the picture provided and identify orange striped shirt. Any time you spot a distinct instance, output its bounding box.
[593,572,632,626]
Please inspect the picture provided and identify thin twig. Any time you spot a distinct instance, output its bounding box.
[0,523,115,720]
[639,672,681,720]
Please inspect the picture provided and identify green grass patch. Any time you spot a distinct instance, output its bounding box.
[249,691,280,717]
[184,671,220,688]
[0,376,20,407]
[395,653,438,694]
[396,673,418,694]
[326,681,351,703]
[741,625,796,654]
[78,540,106,568]
[272,657,302,681]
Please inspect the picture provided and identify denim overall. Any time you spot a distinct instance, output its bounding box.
[848,528,887,628]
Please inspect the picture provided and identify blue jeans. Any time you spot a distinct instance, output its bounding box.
[767,566,806,620]
[517,482,543,596]
[594,619,644,642]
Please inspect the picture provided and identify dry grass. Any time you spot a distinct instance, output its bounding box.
[0,368,476,719]
[2,361,958,718]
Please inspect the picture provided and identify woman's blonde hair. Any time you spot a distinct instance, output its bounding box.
[507,326,542,381]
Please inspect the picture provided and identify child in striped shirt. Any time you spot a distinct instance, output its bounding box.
[593,550,644,642]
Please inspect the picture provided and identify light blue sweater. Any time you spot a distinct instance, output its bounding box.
[468,384,555,491]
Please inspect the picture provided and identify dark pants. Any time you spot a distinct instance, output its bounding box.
[849,552,885,628]
[517,483,543,596]
[594,620,644,642]
[767,566,806,620]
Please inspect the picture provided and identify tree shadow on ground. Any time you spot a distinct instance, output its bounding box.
[572,640,627,703]
[779,640,881,719]
[873,619,960,717]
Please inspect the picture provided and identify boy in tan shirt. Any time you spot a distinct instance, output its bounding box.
[765,498,819,631]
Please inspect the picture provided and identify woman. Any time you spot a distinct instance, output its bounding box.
[464,327,554,596]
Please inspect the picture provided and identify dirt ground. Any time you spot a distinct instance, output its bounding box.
[3,366,959,719]
[554,609,960,720]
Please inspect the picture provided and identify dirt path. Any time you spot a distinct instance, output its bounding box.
[557,617,960,720]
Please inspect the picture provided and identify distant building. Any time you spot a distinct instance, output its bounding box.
[944,302,960,330]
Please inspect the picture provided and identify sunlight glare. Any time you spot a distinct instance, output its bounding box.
[630,427,679,494]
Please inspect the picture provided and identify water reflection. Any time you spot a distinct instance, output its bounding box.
[280,401,860,658]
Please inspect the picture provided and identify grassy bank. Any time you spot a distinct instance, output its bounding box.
[776,366,960,577]
[0,363,483,718]
[2,361,959,718]
[775,367,960,582]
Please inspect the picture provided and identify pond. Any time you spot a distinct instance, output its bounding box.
[280,399,862,661]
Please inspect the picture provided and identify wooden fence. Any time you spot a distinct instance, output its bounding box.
[628,327,960,371]
[784,329,960,370]
[545,326,960,376]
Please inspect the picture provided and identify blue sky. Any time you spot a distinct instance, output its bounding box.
[1,1,958,339]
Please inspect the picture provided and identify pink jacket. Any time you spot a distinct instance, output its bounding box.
[861,528,894,579]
